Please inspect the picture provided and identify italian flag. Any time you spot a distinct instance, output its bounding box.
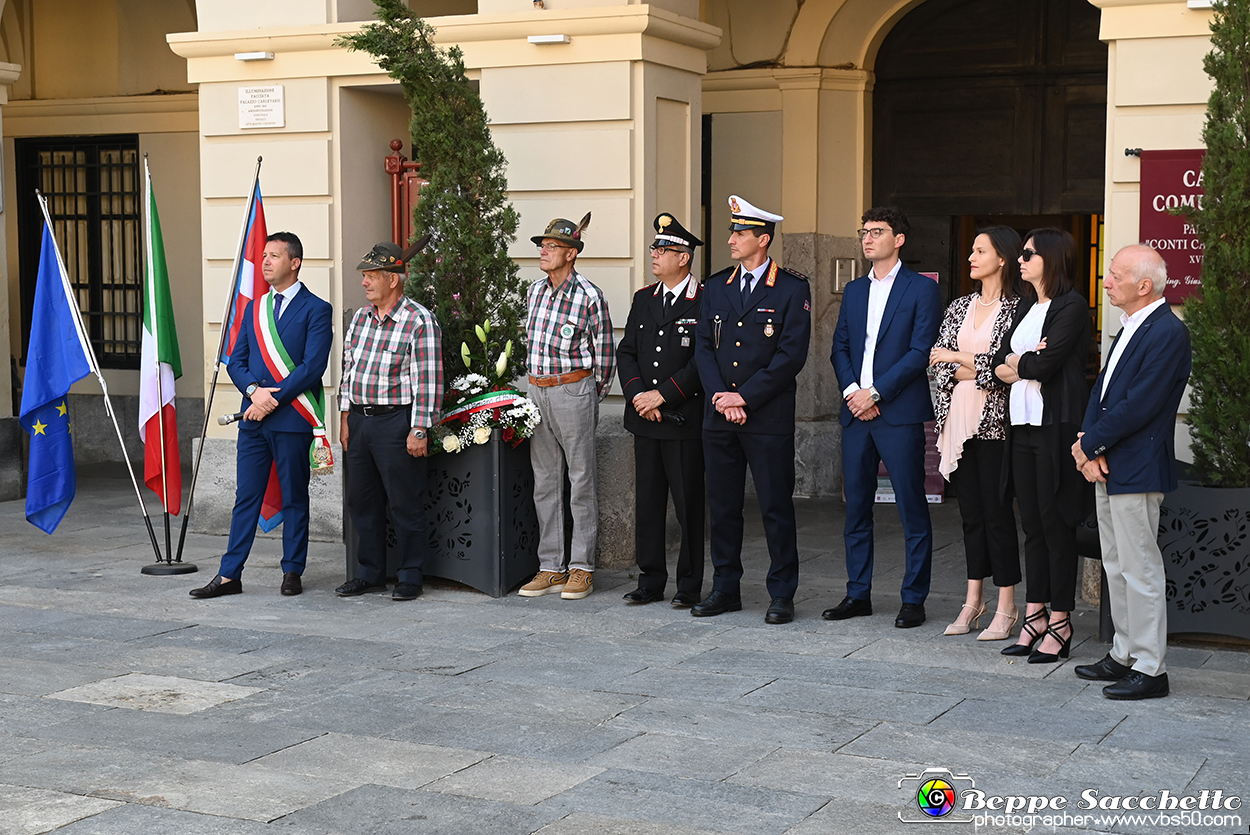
[139,160,183,515]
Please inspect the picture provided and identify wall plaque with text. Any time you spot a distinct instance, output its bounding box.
[1139,149,1205,303]
[238,85,285,129]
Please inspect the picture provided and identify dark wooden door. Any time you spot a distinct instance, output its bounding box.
[871,0,1107,299]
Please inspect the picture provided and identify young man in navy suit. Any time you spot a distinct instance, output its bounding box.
[1073,245,1191,700]
[190,231,334,599]
[826,207,941,629]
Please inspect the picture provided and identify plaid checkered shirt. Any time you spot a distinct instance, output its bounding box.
[526,271,615,398]
[339,295,443,429]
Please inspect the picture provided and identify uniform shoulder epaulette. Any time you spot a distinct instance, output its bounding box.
[780,266,809,282]
[640,280,660,293]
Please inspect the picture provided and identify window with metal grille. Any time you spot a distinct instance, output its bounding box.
[16,135,143,370]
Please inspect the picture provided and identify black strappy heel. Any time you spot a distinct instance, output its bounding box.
[1027,616,1073,664]
[1001,607,1049,657]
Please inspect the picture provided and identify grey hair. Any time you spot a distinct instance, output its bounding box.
[1134,244,1169,296]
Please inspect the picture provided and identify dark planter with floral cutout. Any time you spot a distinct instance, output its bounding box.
[1158,480,1250,640]
[344,428,539,597]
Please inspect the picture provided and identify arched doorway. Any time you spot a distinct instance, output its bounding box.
[872,0,1107,320]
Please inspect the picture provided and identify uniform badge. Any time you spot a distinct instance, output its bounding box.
[681,337,690,347]
[764,323,774,337]
[559,323,576,339]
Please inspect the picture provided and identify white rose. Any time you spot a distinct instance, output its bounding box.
[442,434,461,453]
[474,426,491,445]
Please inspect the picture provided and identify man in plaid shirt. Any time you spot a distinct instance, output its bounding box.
[337,240,443,602]
[519,215,615,600]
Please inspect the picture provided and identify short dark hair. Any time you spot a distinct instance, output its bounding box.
[861,206,910,237]
[266,231,303,266]
[974,225,1027,301]
[1024,227,1077,299]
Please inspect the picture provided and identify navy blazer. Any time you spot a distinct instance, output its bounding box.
[831,264,941,426]
[695,259,811,435]
[227,283,334,434]
[1080,304,1191,495]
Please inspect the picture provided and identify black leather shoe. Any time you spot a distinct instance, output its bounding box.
[189,576,241,599]
[280,572,302,596]
[822,596,872,621]
[392,582,422,601]
[894,603,926,629]
[335,578,388,597]
[1075,654,1132,681]
[764,597,795,624]
[670,591,699,608]
[1103,671,1169,700]
[691,590,742,617]
[623,587,664,604]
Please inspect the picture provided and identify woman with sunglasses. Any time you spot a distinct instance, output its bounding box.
[993,228,1091,663]
[930,226,1024,640]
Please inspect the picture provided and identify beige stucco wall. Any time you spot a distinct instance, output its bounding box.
[1093,0,1213,463]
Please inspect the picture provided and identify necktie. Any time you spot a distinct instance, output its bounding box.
[741,274,752,307]
[273,292,284,320]
[664,291,674,316]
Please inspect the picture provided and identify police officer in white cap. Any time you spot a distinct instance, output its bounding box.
[692,195,811,624]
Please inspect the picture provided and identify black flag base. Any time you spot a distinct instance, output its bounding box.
[142,561,199,575]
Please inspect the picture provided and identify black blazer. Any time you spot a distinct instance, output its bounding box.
[617,278,704,440]
[993,290,1092,523]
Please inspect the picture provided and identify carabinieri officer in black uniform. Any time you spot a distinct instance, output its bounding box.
[693,195,811,624]
[617,213,705,607]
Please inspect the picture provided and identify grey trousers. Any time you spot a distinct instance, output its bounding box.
[529,375,600,572]
[1096,483,1168,676]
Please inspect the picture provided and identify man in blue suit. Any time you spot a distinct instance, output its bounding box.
[826,207,940,628]
[191,231,334,599]
[693,195,811,624]
[1073,245,1191,700]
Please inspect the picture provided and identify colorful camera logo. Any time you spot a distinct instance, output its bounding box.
[898,768,975,824]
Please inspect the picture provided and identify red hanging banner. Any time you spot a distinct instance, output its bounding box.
[1139,149,1205,303]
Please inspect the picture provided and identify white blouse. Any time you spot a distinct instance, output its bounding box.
[1008,301,1051,427]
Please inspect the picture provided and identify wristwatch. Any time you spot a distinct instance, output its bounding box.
[410,428,427,439]
[869,386,881,403]
[245,382,259,398]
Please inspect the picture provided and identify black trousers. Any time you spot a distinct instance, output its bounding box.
[633,435,705,596]
[1011,424,1078,612]
[346,409,429,586]
[704,429,799,599]
[949,438,1021,587]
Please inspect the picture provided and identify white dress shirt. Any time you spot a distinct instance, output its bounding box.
[739,258,770,299]
[1101,298,1167,400]
[1008,300,1050,426]
[663,274,692,307]
[271,280,303,320]
[842,259,902,397]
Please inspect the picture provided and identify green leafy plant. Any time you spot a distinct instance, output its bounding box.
[1184,0,1250,487]
[337,0,528,389]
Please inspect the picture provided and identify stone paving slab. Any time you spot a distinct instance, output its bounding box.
[47,673,263,715]
[607,697,874,750]
[541,767,829,835]
[926,697,1124,745]
[838,722,1079,776]
[0,784,121,835]
[534,811,726,835]
[0,744,183,798]
[424,754,604,805]
[740,677,962,724]
[726,749,928,803]
[51,804,274,835]
[602,666,778,701]
[0,657,124,697]
[424,680,646,724]
[275,783,562,835]
[587,732,777,781]
[251,732,489,790]
[0,693,112,737]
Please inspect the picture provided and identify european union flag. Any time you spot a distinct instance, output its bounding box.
[20,222,93,534]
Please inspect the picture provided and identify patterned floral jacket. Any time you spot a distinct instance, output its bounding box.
[931,292,1019,439]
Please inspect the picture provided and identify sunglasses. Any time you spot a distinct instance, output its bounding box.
[1021,248,1039,262]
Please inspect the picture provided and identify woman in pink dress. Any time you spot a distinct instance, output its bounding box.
[930,226,1027,640]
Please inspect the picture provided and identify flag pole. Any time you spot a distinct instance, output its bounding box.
[140,156,182,575]
[174,156,263,563]
[35,191,164,565]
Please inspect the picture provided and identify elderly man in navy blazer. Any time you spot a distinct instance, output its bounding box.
[1073,244,1191,700]
[826,206,941,629]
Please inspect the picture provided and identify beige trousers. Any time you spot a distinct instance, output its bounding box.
[1096,483,1168,676]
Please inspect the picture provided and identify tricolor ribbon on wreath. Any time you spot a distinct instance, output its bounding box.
[440,389,525,424]
[252,291,335,475]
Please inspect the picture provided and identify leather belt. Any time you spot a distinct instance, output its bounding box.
[528,369,592,388]
[350,403,410,417]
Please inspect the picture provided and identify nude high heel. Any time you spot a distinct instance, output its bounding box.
[943,601,987,636]
[976,608,1019,641]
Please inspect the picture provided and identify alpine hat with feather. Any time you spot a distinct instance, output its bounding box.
[531,213,592,253]
[355,234,431,273]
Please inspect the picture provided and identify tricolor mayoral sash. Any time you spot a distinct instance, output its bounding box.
[252,291,334,473]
